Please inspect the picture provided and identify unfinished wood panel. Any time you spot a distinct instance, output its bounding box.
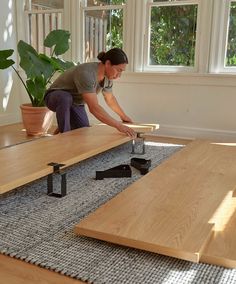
[201,193,236,268]
[0,125,130,194]
[75,140,236,263]
[0,123,157,194]
[97,123,159,134]
[124,123,159,133]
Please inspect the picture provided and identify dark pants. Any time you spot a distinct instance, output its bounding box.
[44,90,90,133]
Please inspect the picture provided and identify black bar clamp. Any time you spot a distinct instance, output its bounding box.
[96,164,132,180]
[131,133,146,155]
[131,158,151,175]
[47,162,67,197]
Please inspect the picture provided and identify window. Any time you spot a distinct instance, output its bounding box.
[210,0,236,73]
[19,0,236,74]
[24,0,64,54]
[144,0,199,72]
[226,1,236,67]
[81,0,126,62]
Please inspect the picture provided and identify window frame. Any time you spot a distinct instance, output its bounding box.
[79,0,127,63]
[142,0,201,72]
[16,0,236,75]
[209,0,236,74]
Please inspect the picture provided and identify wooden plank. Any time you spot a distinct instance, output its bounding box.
[201,189,236,268]
[0,125,130,194]
[75,140,236,263]
[97,122,159,134]
[124,123,159,133]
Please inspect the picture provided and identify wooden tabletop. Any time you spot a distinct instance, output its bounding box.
[75,140,236,266]
[0,125,131,194]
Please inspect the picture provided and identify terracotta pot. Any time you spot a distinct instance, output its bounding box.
[20,103,54,136]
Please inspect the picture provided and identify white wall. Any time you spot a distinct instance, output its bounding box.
[95,72,236,142]
[0,0,23,126]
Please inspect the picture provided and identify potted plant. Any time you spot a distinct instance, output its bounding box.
[0,29,75,136]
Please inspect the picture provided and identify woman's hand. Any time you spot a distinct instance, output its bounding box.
[116,122,136,138]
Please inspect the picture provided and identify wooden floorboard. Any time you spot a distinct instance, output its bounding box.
[75,140,236,265]
[0,123,56,149]
[0,254,84,284]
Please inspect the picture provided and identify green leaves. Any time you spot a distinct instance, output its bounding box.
[26,76,47,106]
[18,41,54,80]
[0,49,15,69]
[41,54,75,73]
[44,29,71,56]
[0,29,74,107]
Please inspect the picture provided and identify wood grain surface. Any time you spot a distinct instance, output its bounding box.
[75,140,236,265]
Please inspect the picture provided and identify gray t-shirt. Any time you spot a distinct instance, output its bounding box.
[47,62,113,105]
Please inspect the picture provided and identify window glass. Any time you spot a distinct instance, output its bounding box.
[149,4,197,66]
[31,0,64,9]
[153,0,189,2]
[84,9,123,61]
[25,0,64,53]
[85,0,125,7]
[226,1,236,67]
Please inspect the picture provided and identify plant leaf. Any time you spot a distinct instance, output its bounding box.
[0,49,15,69]
[44,30,71,56]
[18,41,54,80]
[49,57,76,71]
[26,76,47,107]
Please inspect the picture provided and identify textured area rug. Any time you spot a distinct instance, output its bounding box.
[0,141,236,284]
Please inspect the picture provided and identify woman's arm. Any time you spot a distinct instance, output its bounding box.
[103,92,133,123]
[82,92,136,137]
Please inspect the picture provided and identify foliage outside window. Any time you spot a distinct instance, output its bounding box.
[149,2,198,67]
[22,0,236,74]
[226,1,236,67]
[82,0,125,62]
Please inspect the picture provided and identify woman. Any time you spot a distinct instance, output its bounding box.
[44,48,135,137]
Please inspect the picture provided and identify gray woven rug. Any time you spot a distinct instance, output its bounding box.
[0,141,236,284]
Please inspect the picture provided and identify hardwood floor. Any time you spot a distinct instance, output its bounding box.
[0,123,56,149]
[0,254,84,284]
[0,123,191,283]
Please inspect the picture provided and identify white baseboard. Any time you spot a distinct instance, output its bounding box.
[153,124,236,142]
[0,112,21,126]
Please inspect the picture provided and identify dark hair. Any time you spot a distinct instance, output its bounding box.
[97,48,128,65]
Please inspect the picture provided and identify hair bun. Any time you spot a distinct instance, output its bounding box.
[97,51,106,61]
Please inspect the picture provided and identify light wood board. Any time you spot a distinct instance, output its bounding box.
[123,123,159,133]
[75,140,236,265]
[201,190,236,268]
[0,125,130,194]
[98,122,159,134]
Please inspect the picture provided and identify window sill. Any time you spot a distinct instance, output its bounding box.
[116,71,236,87]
